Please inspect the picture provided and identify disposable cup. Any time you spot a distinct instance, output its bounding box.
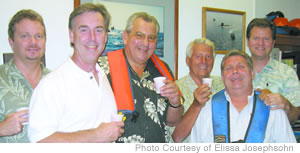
[111,114,124,122]
[202,78,213,88]
[154,77,166,93]
[16,107,28,125]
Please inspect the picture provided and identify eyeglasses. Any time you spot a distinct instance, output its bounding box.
[133,32,158,42]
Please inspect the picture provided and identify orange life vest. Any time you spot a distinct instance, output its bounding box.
[107,49,178,113]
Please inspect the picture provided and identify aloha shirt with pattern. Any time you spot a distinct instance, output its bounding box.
[98,56,172,143]
[253,58,300,107]
[167,74,224,142]
[0,59,50,142]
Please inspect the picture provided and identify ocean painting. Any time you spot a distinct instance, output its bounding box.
[95,1,165,57]
[205,9,244,51]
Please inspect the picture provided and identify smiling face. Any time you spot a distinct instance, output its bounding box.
[9,19,46,63]
[222,55,254,94]
[70,11,107,66]
[247,26,275,60]
[123,17,158,67]
[186,43,214,83]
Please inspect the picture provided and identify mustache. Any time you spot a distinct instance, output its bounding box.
[26,44,41,50]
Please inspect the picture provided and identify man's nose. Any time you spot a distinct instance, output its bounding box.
[142,37,149,46]
[233,66,238,74]
[89,31,96,41]
[200,55,207,63]
[258,38,264,45]
[30,36,37,44]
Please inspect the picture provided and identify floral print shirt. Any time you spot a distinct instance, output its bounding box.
[0,59,50,143]
[167,74,224,142]
[98,56,173,143]
[253,58,300,107]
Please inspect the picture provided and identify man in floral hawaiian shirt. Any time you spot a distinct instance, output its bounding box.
[247,18,300,124]
[0,9,50,142]
[98,12,183,143]
[169,38,224,143]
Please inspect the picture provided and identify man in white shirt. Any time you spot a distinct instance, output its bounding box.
[173,50,296,143]
[28,3,124,143]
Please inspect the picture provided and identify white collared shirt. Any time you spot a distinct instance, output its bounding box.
[28,58,117,142]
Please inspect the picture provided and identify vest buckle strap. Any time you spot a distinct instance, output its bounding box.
[215,135,226,143]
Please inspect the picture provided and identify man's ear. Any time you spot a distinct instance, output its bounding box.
[271,39,275,48]
[104,33,108,44]
[251,70,255,80]
[69,29,74,45]
[186,56,190,67]
[246,38,249,48]
[122,30,128,45]
[221,72,224,82]
[8,37,14,50]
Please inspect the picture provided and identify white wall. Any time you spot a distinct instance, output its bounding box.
[178,0,300,79]
[0,0,299,76]
[255,0,300,19]
[0,0,74,70]
[178,0,255,78]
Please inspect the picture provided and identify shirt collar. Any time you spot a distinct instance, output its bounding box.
[67,57,103,79]
[186,74,200,90]
[7,58,49,78]
[261,58,277,72]
[224,90,254,105]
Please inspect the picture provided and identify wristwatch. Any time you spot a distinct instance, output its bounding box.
[169,96,185,108]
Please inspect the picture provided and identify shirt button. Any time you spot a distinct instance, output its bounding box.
[90,76,93,80]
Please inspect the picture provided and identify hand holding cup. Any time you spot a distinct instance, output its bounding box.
[16,107,29,125]
[202,78,212,88]
[154,77,166,94]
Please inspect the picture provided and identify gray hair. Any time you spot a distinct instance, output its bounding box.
[221,50,253,74]
[125,12,160,34]
[8,9,46,41]
[186,38,216,58]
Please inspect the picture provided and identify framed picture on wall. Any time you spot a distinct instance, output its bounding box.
[3,53,46,65]
[74,0,179,79]
[202,7,246,54]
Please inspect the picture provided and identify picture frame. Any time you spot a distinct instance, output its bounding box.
[202,7,246,54]
[74,0,179,79]
[3,53,46,66]
[3,53,14,64]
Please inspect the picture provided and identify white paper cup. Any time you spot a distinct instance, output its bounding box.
[202,78,213,88]
[16,107,28,125]
[111,114,124,122]
[154,77,166,93]
[16,107,28,113]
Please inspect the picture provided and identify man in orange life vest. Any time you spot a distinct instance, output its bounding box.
[98,12,183,143]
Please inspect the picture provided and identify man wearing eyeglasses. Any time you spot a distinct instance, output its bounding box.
[98,12,183,143]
